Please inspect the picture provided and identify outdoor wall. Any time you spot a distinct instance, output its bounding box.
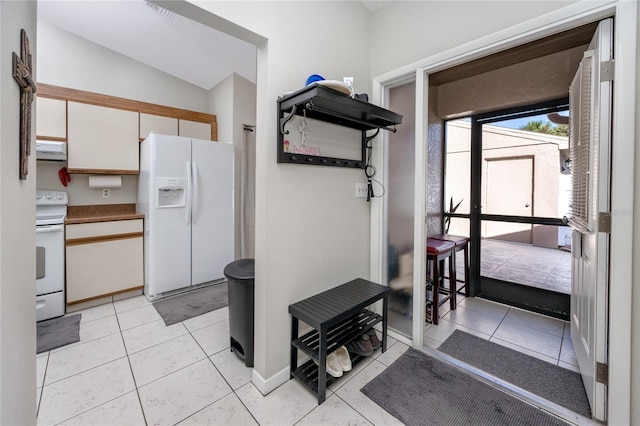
[446,120,567,249]
[0,1,38,423]
[427,84,444,237]
[437,45,586,118]
[185,1,373,388]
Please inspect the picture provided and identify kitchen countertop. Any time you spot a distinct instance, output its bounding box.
[66,204,144,224]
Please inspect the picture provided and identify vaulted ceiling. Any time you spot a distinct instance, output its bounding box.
[37,0,388,91]
[37,0,257,90]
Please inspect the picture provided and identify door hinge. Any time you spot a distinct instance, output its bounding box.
[598,212,611,233]
[601,60,615,82]
[596,362,608,385]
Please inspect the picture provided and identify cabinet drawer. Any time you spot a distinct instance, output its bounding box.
[66,219,143,240]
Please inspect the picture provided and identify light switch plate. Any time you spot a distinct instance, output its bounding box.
[356,183,368,198]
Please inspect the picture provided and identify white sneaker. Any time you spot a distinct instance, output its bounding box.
[325,352,344,378]
[334,346,352,372]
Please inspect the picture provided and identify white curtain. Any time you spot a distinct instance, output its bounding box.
[240,126,256,258]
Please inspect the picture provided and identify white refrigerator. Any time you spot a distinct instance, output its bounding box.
[138,133,234,299]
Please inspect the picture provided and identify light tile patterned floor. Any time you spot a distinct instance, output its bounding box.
[425,296,579,373]
[36,295,579,425]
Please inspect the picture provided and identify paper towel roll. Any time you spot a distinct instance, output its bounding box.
[88,175,122,189]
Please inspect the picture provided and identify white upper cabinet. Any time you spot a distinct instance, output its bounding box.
[179,119,212,140]
[140,113,178,139]
[36,97,66,139]
[67,101,139,173]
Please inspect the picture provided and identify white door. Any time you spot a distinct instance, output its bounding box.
[146,134,192,296]
[569,18,612,422]
[190,140,235,285]
[483,157,533,243]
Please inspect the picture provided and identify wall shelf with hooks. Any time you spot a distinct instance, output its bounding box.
[277,84,403,168]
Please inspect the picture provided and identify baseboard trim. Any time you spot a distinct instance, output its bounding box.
[251,365,290,395]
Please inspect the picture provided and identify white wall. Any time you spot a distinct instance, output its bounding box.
[37,21,210,111]
[209,74,234,143]
[186,0,373,387]
[632,2,640,422]
[36,160,138,206]
[369,0,576,78]
[231,73,256,143]
[209,72,257,259]
[0,1,37,424]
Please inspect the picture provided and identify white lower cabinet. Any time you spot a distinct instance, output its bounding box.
[66,219,143,304]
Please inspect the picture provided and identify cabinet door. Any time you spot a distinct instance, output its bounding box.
[140,113,178,139]
[179,119,212,140]
[67,102,139,172]
[66,220,143,304]
[36,97,66,139]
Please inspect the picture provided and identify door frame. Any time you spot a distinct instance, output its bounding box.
[370,1,636,423]
[464,100,572,319]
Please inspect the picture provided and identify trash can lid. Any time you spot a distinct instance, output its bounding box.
[224,258,255,281]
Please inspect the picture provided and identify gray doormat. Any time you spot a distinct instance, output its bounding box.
[152,282,228,326]
[438,330,591,418]
[37,314,81,354]
[361,348,568,426]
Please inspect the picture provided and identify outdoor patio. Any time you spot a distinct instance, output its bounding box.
[479,239,571,294]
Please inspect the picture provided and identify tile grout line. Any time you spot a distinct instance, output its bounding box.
[35,352,49,421]
[39,302,146,425]
[332,357,394,425]
[113,301,150,426]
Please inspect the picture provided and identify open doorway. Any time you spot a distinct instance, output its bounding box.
[410,17,610,424]
[444,100,572,319]
[375,3,635,424]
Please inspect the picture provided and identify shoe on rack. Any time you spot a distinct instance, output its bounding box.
[325,352,344,378]
[334,346,352,372]
[367,328,381,350]
[347,333,373,357]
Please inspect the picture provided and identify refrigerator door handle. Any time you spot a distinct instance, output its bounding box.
[192,161,199,224]
[186,161,192,225]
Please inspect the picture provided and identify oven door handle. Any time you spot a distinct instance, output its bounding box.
[36,224,64,234]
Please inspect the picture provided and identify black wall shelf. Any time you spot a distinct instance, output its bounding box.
[277,84,403,169]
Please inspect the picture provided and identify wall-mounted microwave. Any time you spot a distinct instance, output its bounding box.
[36,141,67,161]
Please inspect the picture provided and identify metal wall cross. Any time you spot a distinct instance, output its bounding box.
[12,29,37,180]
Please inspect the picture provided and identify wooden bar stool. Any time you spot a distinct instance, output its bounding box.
[426,238,457,325]
[431,234,470,297]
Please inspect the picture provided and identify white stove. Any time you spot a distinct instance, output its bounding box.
[36,190,68,225]
[36,190,68,321]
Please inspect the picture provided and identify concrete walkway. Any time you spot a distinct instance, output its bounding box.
[479,239,571,294]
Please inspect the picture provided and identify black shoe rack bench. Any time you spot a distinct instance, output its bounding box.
[289,278,390,404]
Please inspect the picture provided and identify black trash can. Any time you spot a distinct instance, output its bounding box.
[224,258,255,367]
